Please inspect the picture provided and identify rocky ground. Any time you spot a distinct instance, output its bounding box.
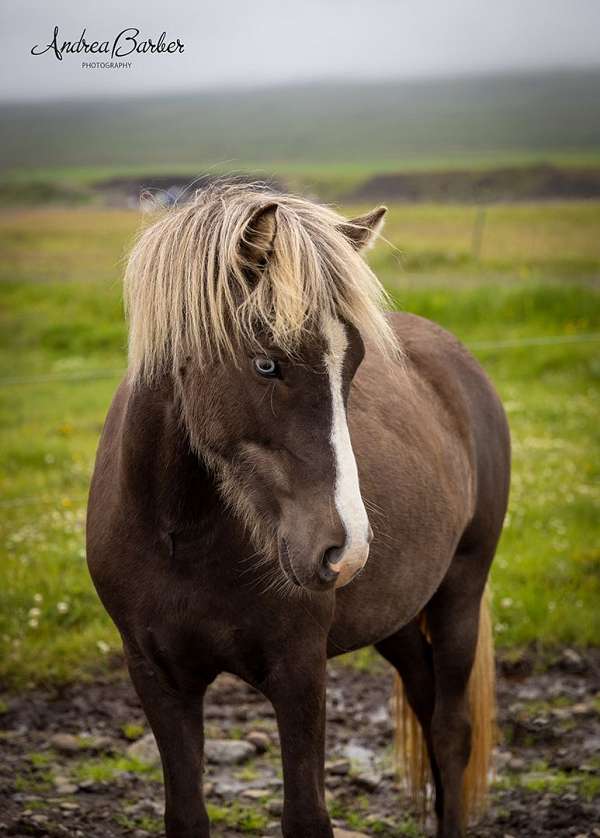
[0,649,598,838]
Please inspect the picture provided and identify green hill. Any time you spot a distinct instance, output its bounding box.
[1,69,599,173]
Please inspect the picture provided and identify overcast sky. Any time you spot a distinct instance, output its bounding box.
[1,0,599,102]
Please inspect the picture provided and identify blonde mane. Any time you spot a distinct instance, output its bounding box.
[124,181,398,382]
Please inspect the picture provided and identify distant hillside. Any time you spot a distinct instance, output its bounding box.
[1,69,599,171]
[351,164,600,203]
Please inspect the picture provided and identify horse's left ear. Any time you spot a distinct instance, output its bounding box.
[239,203,278,272]
[338,206,387,252]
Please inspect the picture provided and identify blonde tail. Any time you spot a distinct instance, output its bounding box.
[394,589,496,824]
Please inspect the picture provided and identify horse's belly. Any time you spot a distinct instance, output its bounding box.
[327,419,471,655]
[326,535,454,656]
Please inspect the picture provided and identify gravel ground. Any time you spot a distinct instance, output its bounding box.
[0,649,598,838]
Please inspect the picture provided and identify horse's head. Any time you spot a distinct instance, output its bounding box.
[125,187,397,593]
[180,315,370,592]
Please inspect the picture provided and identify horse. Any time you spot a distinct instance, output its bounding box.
[87,182,510,838]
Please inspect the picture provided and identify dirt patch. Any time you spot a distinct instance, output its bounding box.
[350,165,600,204]
[1,650,598,837]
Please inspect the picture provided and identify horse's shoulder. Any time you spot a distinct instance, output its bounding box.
[381,310,508,448]
[90,375,175,506]
[385,310,466,354]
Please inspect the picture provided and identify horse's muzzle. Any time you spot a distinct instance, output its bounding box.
[278,531,371,592]
[324,540,370,589]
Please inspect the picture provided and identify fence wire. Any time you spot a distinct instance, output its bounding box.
[1,333,599,388]
[1,330,598,511]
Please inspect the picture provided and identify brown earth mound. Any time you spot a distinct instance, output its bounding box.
[351,164,600,203]
[95,173,284,207]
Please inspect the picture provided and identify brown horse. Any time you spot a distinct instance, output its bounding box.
[87,183,510,838]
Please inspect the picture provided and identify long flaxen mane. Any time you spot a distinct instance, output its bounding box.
[124,182,398,381]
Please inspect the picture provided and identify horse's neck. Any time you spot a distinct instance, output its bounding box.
[119,378,229,537]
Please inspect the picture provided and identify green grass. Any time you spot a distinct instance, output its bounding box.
[206,802,268,833]
[494,764,600,801]
[371,201,600,280]
[0,202,598,688]
[114,813,162,834]
[14,769,53,793]
[6,150,600,189]
[121,723,145,741]
[72,755,161,784]
[330,797,424,837]
[4,152,600,208]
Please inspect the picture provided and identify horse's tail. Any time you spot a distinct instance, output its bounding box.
[394,588,496,824]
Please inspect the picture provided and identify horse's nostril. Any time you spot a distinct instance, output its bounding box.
[319,547,342,583]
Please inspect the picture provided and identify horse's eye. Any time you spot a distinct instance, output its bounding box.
[253,357,280,378]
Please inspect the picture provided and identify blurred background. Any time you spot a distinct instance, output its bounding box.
[1,2,599,836]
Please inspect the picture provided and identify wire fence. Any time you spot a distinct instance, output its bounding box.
[468,333,600,350]
[1,330,598,511]
[1,333,599,388]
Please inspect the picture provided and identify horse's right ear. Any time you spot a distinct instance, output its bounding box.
[239,203,278,272]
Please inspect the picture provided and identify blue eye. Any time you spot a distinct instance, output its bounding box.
[254,357,279,378]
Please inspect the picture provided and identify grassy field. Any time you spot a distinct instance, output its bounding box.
[1,201,599,689]
[7,151,600,186]
[2,69,600,171]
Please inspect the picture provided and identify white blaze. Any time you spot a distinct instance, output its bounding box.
[323,317,371,588]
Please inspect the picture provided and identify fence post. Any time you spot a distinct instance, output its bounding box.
[471,206,487,262]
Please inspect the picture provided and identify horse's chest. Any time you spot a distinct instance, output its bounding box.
[135,565,305,684]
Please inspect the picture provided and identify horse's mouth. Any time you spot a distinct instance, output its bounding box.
[278,538,303,587]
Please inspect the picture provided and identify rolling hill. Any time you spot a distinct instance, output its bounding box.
[1,69,600,174]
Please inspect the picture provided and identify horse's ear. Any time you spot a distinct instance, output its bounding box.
[239,203,278,272]
[338,206,387,252]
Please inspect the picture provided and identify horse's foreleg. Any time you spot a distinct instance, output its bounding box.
[375,621,443,821]
[264,648,333,838]
[426,555,489,838]
[126,647,210,838]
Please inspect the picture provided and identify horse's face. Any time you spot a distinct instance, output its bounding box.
[179,317,371,592]
[175,201,388,593]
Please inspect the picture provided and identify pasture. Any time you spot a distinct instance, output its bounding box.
[1,200,598,690]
